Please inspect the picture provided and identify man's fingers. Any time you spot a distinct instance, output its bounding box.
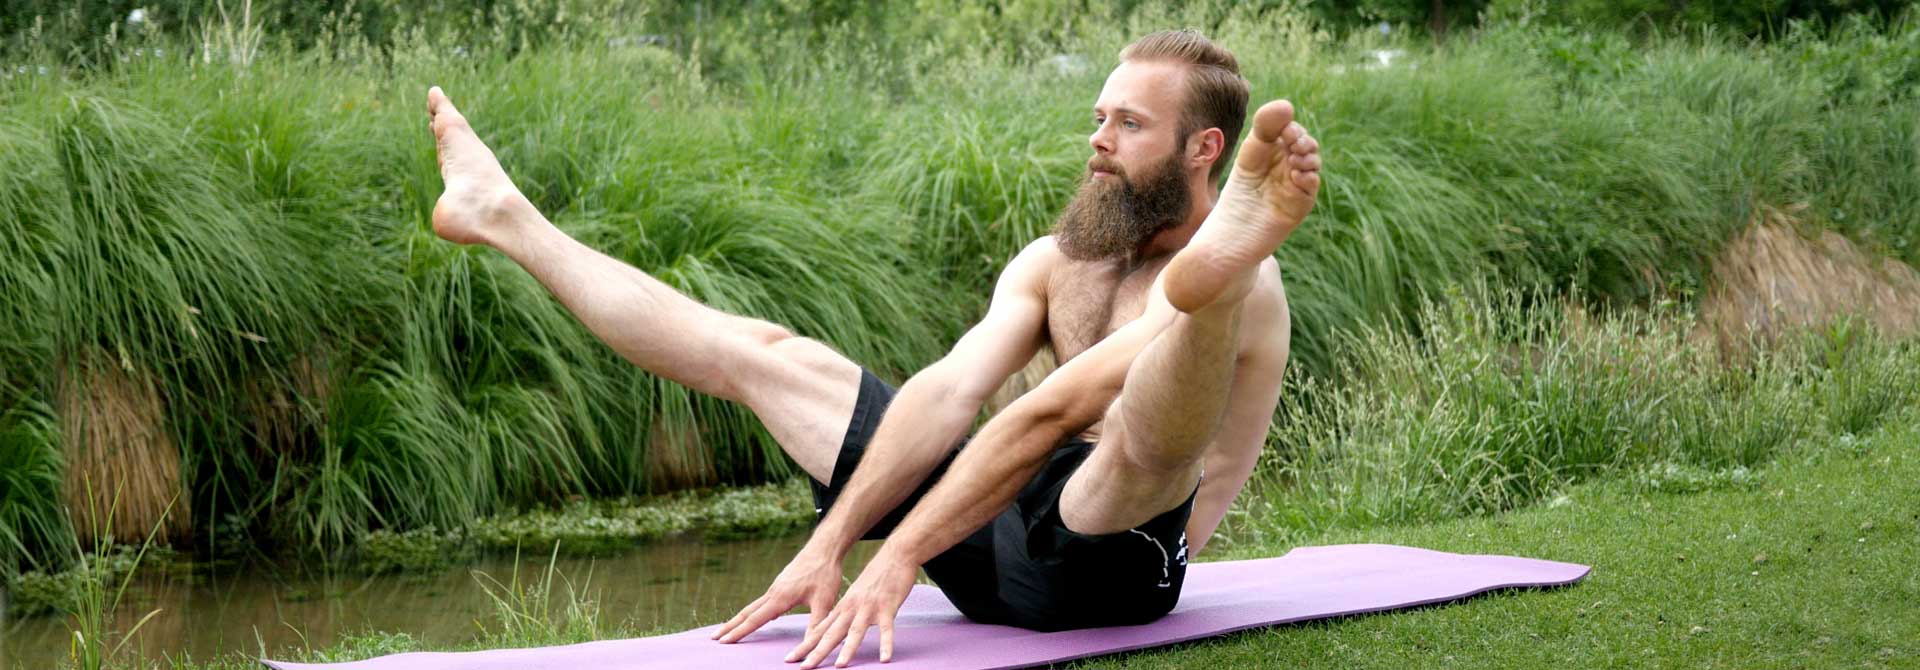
[806,607,827,637]
[836,614,869,668]
[806,590,836,634]
[879,618,895,663]
[717,594,789,643]
[787,608,835,662]
[713,594,765,640]
[802,613,854,669]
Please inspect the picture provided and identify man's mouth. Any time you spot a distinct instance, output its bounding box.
[1088,158,1121,181]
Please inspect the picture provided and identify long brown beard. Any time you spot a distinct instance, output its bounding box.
[1051,151,1192,262]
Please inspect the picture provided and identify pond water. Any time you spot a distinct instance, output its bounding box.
[1,534,881,669]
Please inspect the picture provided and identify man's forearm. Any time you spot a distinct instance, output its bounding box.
[869,308,1171,566]
[873,394,1073,566]
[805,366,981,555]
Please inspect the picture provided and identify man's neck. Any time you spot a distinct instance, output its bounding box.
[1134,187,1217,263]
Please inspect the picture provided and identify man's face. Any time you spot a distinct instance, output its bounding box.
[1051,60,1196,262]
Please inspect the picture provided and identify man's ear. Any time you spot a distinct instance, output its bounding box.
[1188,127,1226,172]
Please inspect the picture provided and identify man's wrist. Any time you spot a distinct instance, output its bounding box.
[873,528,938,569]
[801,526,857,561]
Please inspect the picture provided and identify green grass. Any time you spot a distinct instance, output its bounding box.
[82,289,1919,668]
[1213,289,1920,550]
[148,405,1920,670]
[5,2,1920,581]
[1071,420,1920,669]
[0,398,64,582]
[462,478,814,557]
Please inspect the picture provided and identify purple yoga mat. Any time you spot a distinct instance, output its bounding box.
[263,544,1589,670]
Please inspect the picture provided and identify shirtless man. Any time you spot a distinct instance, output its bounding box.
[426,29,1319,669]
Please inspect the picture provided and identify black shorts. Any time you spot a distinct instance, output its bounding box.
[809,369,1194,632]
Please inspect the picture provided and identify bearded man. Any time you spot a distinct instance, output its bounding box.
[424,28,1321,668]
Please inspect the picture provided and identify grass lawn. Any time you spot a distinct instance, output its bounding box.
[1077,424,1919,669]
[214,418,1919,670]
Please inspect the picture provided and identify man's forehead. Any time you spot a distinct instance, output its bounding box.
[1094,60,1186,117]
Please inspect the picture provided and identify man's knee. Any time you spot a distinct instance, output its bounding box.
[734,317,795,348]
[696,319,798,401]
[765,331,857,379]
[717,323,856,403]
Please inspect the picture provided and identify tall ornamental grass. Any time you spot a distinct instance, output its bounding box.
[1224,287,1920,548]
[1,4,1918,571]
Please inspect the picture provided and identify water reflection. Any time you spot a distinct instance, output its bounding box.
[1,534,881,669]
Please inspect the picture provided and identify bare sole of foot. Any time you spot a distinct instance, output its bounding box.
[1162,100,1322,313]
[426,86,533,247]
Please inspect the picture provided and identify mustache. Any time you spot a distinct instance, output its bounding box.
[1086,156,1123,177]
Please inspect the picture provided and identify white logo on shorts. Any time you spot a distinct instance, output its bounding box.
[1130,529,1176,588]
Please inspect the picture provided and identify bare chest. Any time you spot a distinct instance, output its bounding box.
[1045,259,1166,363]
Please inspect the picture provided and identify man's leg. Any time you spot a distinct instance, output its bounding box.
[1055,297,1241,533]
[1061,100,1320,534]
[426,86,856,482]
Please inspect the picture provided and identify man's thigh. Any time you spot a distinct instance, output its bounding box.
[991,439,1192,631]
[1056,397,1205,536]
[730,334,864,483]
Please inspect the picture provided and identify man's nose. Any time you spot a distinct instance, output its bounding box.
[1088,123,1115,155]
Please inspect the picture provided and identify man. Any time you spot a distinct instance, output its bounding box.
[426,28,1319,669]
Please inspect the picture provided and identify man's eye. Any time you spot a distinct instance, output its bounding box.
[1094,116,1106,127]
[1124,120,1140,130]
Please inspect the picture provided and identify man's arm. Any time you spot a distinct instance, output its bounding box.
[801,238,1057,555]
[870,304,1171,566]
[784,295,1180,668]
[713,237,1056,644]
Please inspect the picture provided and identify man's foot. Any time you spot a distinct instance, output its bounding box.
[427,86,534,247]
[1162,100,1321,313]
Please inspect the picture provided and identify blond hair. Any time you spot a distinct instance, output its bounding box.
[1119,30,1250,181]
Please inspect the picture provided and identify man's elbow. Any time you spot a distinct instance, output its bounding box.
[999,388,1097,440]
[901,360,965,401]
[915,355,1013,411]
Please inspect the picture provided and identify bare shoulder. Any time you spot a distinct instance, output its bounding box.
[1000,236,1067,292]
[1017,235,1067,268]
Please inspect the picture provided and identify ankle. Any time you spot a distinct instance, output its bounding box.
[477,189,540,248]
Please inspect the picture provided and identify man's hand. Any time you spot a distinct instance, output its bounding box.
[713,544,843,643]
[787,550,918,668]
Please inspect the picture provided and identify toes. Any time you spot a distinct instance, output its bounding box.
[1236,100,1297,177]
[1250,100,1295,142]
[426,86,471,137]
[1291,135,1317,156]
[1292,169,1320,194]
[1280,121,1305,147]
[427,85,450,117]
